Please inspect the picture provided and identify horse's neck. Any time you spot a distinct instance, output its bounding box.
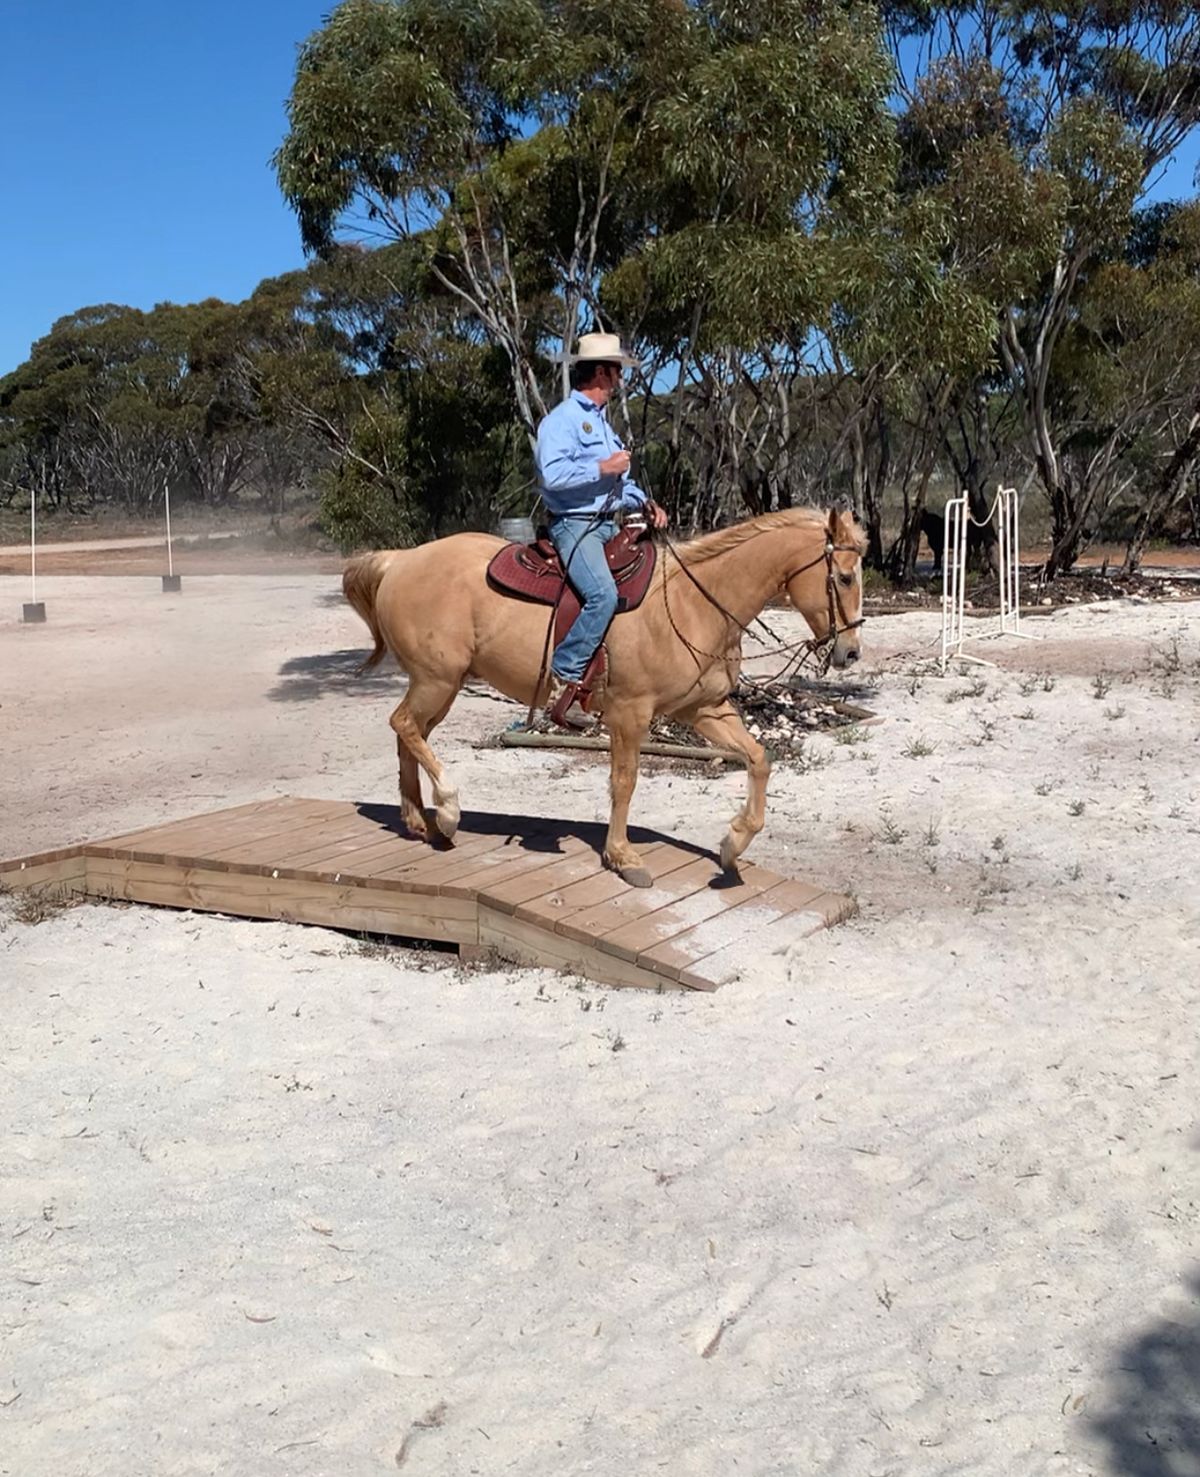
[686,526,815,628]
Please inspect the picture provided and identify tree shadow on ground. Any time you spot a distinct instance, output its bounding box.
[268,649,405,703]
[1089,1274,1200,1475]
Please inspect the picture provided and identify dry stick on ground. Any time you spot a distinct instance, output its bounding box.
[499,731,745,764]
[395,1402,448,1469]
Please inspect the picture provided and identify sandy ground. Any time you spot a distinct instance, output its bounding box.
[2,571,1199,1477]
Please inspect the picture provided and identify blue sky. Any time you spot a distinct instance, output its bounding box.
[0,1,330,375]
[1,4,1198,379]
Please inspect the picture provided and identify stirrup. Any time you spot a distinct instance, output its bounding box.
[547,676,592,731]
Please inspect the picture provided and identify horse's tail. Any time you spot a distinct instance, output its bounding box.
[342,551,397,672]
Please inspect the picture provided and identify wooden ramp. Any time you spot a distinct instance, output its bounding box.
[0,798,854,991]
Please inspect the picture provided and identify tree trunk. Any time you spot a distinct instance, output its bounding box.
[1124,410,1200,572]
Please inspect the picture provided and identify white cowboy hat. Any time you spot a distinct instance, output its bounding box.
[566,331,641,368]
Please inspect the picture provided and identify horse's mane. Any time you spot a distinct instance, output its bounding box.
[671,507,836,568]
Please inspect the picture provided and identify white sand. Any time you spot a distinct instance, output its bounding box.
[2,574,1199,1476]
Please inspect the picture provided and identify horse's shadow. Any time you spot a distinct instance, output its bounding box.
[268,649,404,703]
[354,803,734,882]
[786,673,879,703]
[1088,1269,1200,1474]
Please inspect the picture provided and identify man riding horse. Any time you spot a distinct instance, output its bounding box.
[536,331,668,729]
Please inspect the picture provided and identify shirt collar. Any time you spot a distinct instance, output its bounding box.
[571,391,606,417]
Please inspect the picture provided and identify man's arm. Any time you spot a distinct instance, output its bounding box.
[537,412,615,491]
[619,474,648,509]
[619,476,669,528]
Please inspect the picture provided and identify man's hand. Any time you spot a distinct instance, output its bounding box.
[598,449,631,477]
[645,500,668,530]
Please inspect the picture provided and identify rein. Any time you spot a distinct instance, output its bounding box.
[661,528,865,682]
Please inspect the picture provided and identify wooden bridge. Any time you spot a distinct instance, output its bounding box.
[0,797,854,991]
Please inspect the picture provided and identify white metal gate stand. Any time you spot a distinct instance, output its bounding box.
[940,485,1035,672]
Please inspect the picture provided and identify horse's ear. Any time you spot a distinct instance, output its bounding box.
[826,505,841,539]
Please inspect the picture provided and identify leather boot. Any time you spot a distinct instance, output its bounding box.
[546,673,592,731]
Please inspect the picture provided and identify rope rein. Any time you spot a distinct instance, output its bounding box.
[658,527,866,685]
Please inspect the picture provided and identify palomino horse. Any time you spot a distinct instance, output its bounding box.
[343,506,866,886]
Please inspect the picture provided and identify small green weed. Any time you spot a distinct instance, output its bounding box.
[902,734,937,758]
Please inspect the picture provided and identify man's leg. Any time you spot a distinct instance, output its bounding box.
[548,518,619,681]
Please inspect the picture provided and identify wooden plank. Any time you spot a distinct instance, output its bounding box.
[435,838,589,902]
[85,856,478,943]
[477,904,690,992]
[89,797,296,855]
[92,798,333,868]
[479,846,610,913]
[256,806,506,885]
[370,826,530,893]
[560,855,769,960]
[192,799,354,865]
[514,842,696,931]
[198,801,375,866]
[0,848,88,893]
[676,903,847,990]
[283,832,433,882]
[0,840,88,872]
[265,808,426,872]
[635,879,839,982]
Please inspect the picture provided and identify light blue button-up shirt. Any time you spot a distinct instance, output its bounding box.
[535,391,649,516]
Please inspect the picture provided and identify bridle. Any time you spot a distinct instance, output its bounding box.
[782,540,867,648]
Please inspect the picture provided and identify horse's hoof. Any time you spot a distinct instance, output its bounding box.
[719,834,741,873]
[432,786,460,839]
[620,865,653,889]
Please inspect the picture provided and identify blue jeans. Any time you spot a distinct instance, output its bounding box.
[548,516,619,681]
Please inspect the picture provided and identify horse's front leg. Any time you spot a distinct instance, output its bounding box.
[687,700,771,873]
[603,709,653,888]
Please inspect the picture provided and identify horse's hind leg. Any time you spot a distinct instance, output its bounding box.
[389,674,464,840]
[685,700,770,872]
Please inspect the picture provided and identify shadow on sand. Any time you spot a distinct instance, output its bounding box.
[352,802,734,880]
[1088,1273,1200,1474]
[268,649,404,703]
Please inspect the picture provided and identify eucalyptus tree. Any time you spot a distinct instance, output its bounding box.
[600,0,900,524]
[1098,201,1200,569]
[274,0,691,435]
[885,0,1200,574]
[275,0,901,520]
[0,305,190,513]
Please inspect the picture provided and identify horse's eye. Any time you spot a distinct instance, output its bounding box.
[839,571,855,588]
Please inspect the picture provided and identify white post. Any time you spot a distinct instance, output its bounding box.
[30,493,36,606]
[165,484,174,578]
[940,494,970,671]
[998,486,1020,635]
